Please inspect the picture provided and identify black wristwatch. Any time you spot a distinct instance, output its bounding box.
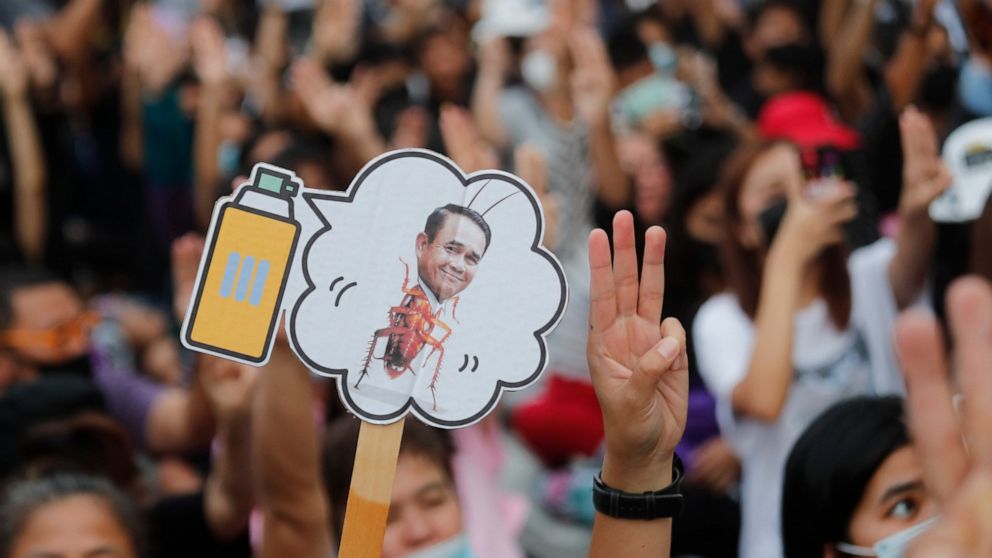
[592,455,684,520]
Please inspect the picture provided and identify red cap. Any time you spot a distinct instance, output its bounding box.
[757,91,861,150]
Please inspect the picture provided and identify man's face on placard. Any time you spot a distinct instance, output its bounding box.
[415,212,487,303]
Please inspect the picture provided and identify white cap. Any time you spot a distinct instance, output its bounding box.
[930,117,992,223]
[472,0,550,41]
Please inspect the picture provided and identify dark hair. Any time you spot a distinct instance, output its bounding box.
[424,204,492,253]
[718,141,851,329]
[782,396,909,557]
[0,473,147,557]
[746,0,809,33]
[0,266,62,330]
[321,417,456,544]
[606,17,649,72]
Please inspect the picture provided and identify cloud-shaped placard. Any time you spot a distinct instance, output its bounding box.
[288,150,567,428]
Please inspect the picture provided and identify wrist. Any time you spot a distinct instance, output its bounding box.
[602,451,674,492]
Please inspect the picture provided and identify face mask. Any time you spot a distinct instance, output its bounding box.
[648,42,677,74]
[920,63,959,109]
[834,517,940,558]
[217,140,242,177]
[399,533,473,558]
[36,353,93,378]
[960,57,992,116]
[521,49,557,93]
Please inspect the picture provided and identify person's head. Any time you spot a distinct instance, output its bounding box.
[719,142,851,327]
[783,396,937,557]
[745,0,810,61]
[0,267,92,391]
[414,23,471,101]
[416,205,491,302]
[322,418,462,558]
[0,473,146,558]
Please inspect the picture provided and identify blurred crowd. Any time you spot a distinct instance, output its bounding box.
[1,0,991,556]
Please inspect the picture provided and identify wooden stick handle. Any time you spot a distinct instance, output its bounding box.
[338,418,406,558]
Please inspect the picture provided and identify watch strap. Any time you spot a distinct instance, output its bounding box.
[593,454,685,520]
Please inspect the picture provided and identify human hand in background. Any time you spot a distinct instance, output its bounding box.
[0,29,29,100]
[13,21,56,93]
[898,106,952,218]
[199,355,258,425]
[569,27,615,128]
[897,277,992,556]
[515,143,558,249]
[440,103,498,172]
[772,180,858,268]
[123,4,189,96]
[588,211,689,492]
[172,232,206,324]
[686,437,741,494]
[191,16,228,87]
[311,0,361,65]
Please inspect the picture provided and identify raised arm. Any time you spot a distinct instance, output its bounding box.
[471,38,510,148]
[884,0,938,111]
[253,340,331,558]
[191,17,228,231]
[569,28,630,210]
[731,184,858,422]
[586,211,688,558]
[0,30,47,263]
[201,356,257,541]
[824,0,879,120]
[887,106,950,309]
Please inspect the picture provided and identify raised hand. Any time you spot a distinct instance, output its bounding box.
[514,144,558,248]
[897,277,992,556]
[311,0,361,64]
[588,211,688,492]
[899,106,952,217]
[440,103,498,173]
[0,29,29,99]
[190,17,228,87]
[199,355,258,424]
[569,27,616,127]
[172,232,206,323]
[772,180,858,267]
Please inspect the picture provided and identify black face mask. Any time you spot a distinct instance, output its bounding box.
[921,63,959,109]
[36,353,93,378]
[758,198,789,247]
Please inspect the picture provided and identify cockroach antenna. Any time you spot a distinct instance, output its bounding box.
[466,179,521,217]
[466,179,493,210]
[481,191,521,217]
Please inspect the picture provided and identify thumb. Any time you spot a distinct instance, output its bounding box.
[629,336,682,396]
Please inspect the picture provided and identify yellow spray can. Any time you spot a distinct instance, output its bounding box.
[183,166,301,364]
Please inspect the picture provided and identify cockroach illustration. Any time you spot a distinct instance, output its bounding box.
[354,258,456,410]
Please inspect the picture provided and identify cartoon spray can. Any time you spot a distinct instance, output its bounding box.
[182,165,301,364]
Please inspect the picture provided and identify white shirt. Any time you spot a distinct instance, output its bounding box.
[693,239,912,558]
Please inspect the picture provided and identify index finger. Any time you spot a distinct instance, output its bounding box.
[588,228,616,332]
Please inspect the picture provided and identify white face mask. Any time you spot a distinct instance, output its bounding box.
[399,533,473,558]
[521,49,557,93]
[834,517,939,558]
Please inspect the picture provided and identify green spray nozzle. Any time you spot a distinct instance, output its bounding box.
[253,168,298,198]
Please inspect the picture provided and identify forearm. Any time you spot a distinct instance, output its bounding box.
[147,381,216,454]
[471,71,507,147]
[120,66,144,170]
[826,0,877,100]
[731,251,802,422]
[205,412,254,541]
[46,0,102,64]
[885,33,929,110]
[588,117,630,210]
[253,345,330,558]
[4,93,47,262]
[819,0,849,46]
[889,210,935,308]
[589,454,673,558]
[195,84,224,231]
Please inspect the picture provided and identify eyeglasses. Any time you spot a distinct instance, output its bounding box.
[0,311,100,351]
